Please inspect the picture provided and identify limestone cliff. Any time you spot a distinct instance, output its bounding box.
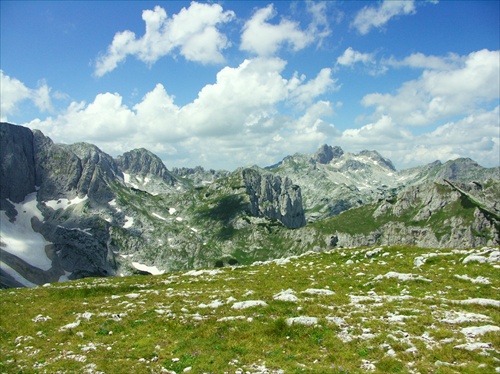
[242,168,306,229]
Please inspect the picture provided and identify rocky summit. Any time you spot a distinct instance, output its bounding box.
[0,122,499,288]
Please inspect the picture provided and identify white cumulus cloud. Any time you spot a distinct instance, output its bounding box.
[240,4,315,56]
[94,3,235,77]
[352,0,416,35]
[0,71,53,121]
[337,47,375,67]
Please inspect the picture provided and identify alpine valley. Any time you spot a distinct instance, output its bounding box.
[1,122,499,288]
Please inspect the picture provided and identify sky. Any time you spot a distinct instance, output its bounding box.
[1,1,499,171]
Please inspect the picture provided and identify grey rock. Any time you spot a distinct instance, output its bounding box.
[242,168,306,229]
[0,122,36,202]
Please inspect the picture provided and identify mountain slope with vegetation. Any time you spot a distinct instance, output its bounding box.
[0,122,499,288]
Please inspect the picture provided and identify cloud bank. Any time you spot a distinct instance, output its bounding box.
[14,48,499,170]
[23,58,339,169]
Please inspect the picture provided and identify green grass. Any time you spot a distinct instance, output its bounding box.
[1,245,499,373]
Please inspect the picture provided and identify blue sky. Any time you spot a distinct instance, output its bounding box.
[1,1,499,171]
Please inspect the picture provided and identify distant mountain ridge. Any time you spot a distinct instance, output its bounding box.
[1,122,498,288]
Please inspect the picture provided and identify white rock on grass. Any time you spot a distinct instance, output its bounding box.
[452,298,500,308]
[59,320,81,331]
[273,289,299,302]
[217,316,246,322]
[360,360,376,371]
[286,316,318,326]
[463,255,486,264]
[183,269,222,277]
[454,274,491,284]
[302,288,335,296]
[32,314,52,322]
[232,300,268,310]
[454,342,493,351]
[461,325,500,338]
[440,311,491,324]
[198,300,224,308]
[374,272,432,282]
[125,293,140,299]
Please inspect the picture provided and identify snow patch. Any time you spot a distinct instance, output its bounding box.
[123,216,134,228]
[0,192,52,271]
[0,262,38,287]
[44,195,88,210]
[131,262,164,275]
[152,213,167,221]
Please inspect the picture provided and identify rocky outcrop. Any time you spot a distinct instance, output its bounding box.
[64,142,120,203]
[33,133,119,203]
[33,131,84,202]
[331,182,499,249]
[242,168,306,229]
[0,122,36,202]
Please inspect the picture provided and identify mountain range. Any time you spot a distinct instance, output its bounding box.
[1,122,499,288]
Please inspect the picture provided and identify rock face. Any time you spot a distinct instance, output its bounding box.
[33,132,119,203]
[0,123,36,202]
[242,168,306,229]
[64,142,120,203]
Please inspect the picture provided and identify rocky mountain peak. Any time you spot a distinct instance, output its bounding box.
[116,148,175,186]
[313,144,344,164]
[358,150,396,171]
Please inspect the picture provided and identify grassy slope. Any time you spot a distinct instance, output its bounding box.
[1,246,499,373]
